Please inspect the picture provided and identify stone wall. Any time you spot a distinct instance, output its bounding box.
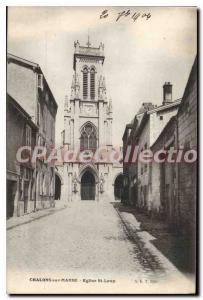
[177,58,197,235]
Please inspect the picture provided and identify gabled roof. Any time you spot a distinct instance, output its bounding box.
[134,111,149,139]
[147,98,181,114]
[7,53,58,110]
[137,102,156,114]
[7,93,38,130]
[7,53,39,70]
[135,99,181,140]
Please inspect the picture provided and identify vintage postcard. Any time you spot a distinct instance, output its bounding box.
[6,6,197,294]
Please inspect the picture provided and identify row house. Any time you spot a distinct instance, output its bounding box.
[122,103,155,206]
[137,93,181,213]
[122,82,181,211]
[7,94,38,218]
[122,123,133,205]
[122,56,197,241]
[150,116,178,224]
[149,57,197,234]
[7,53,58,218]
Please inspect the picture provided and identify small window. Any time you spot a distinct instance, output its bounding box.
[43,106,47,132]
[25,124,32,146]
[37,135,41,146]
[37,102,41,126]
[160,116,163,120]
[141,166,143,175]
[37,74,43,90]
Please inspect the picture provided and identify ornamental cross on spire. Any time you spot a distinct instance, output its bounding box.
[86,30,91,47]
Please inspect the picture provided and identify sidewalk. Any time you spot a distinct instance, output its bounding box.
[113,202,195,277]
[7,201,67,230]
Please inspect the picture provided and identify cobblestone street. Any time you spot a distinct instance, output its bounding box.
[7,201,194,293]
[7,202,184,278]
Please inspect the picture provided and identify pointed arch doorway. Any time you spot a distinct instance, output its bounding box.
[81,170,95,200]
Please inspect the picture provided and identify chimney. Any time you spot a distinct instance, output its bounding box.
[163,82,172,105]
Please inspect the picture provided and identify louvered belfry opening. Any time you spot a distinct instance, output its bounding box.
[83,67,88,99]
[90,68,95,100]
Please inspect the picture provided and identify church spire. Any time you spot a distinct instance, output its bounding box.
[86,29,91,47]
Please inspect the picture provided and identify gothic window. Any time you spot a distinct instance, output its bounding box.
[80,123,97,151]
[89,130,97,149]
[90,67,95,100]
[83,67,88,99]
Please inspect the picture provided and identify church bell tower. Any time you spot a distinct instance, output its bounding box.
[61,38,115,202]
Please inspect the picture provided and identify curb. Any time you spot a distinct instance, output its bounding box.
[114,205,165,273]
[7,206,67,231]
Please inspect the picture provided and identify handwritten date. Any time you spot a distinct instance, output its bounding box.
[100,9,151,23]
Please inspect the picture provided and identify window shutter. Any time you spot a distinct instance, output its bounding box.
[37,74,43,90]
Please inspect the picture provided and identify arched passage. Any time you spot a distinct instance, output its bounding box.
[114,174,124,200]
[81,170,95,200]
[55,174,61,200]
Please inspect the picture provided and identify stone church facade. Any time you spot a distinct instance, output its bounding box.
[59,39,123,203]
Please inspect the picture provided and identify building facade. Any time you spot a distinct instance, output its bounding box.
[60,40,123,202]
[7,54,58,217]
[122,83,181,211]
[122,123,133,205]
[122,103,155,206]
[150,116,178,224]
[122,57,197,241]
[137,92,181,213]
[7,94,38,218]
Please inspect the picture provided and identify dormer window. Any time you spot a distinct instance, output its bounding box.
[83,67,88,99]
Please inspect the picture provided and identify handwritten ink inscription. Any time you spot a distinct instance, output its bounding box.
[100,9,109,19]
[100,9,151,23]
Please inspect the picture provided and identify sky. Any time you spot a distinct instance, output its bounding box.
[7,6,197,146]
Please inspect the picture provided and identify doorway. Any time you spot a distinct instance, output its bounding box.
[114,174,124,200]
[81,171,95,200]
[55,174,61,200]
[7,180,17,219]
